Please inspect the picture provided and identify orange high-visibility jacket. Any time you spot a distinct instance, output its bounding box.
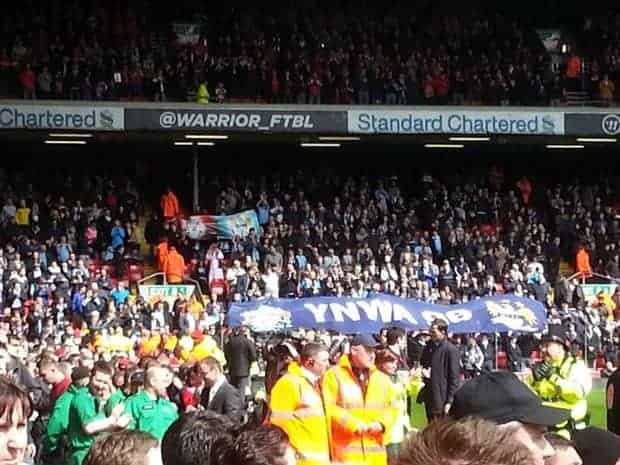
[165,249,186,283]
[156,241,169,272]
[576,248,592,278]
[269,362,331,465]
[161,192,180,219]
[322,355,397,465]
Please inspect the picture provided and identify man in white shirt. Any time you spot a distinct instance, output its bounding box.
[262,266,280,298]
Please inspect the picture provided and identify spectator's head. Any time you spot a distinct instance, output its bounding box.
[162,410,235,465]
[83,431,161,465]
[349,333,379,369]
[452,371,571,465]
[545,434,581,465]
[89,360,115,398]
[375,348,399,376]
[144,365,171,397]
[215,425,296,465]
[541,325,568,364]
[386,327,406,348]
[0,376,32,465]
[71,366,91,387]
[38,356,66,384]
[198,356,223,388]
[398,417,537,465]
[430,318,449,342]
[299,342,329,378]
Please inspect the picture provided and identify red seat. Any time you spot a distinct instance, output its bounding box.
[497,351,507,370]
[101,264,115,275]
[209,278,228,297]
[129,264,143,273]
[129,268,145,282]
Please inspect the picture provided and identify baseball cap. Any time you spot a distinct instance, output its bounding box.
[452,371,571,427]
[574,426,620,465]
[350,334,380,348]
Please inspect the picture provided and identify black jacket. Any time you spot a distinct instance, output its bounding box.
[224,335,257,377]
[506,342,523,372]
[421,339,461,414]
[200,379,245,423]
[607,369,620,435]
[479,341,496,371]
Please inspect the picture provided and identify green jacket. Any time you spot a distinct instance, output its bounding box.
[67,387,106,465]
[124,390,179,440]
[45,384,82,453]
[105,390,127,416]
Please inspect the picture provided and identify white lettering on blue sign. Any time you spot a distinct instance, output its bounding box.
[356,299,394,322]
[329,302,361,322]
[305,303,330,323]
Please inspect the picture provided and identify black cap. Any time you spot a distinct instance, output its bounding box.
[452,371,571,427]
[574,427,620,465]
[350,334,380,348]
[542,324,569,348]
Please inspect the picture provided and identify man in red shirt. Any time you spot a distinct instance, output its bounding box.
[39,358,72,403]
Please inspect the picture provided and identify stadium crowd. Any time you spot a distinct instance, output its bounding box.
[0,159,617,464]
[1,0,620,104]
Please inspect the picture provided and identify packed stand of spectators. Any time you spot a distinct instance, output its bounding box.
[180,169,620,366]
[1,163,619,376]
[2,0,618,105]
[0,169,154,347]
[1,163,620,465]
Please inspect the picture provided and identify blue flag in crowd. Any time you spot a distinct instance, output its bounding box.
[228,293,546,334]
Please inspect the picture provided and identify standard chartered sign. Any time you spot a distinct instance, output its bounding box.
[0,105,124,130]
[348,110,564,135]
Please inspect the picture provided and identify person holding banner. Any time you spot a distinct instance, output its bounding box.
[321,334,397,465]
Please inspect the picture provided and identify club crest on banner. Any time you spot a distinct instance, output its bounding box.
[240,304,292,332]
[485,300,538,331]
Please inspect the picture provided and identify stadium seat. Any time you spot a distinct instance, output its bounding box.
[129,264,145,282]
[210,278,228,297]
[497,351,507,370]
[102,264,115,275]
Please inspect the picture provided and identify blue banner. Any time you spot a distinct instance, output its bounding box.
[183,210,260,240]
[228,294,546,334]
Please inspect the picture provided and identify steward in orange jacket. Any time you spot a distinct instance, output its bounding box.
[165,246,186,284]
[161,188,180,220]
[156,239,169,272]
[576,245,592,279]
[269,344,331,465]
[322,335,397,465]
